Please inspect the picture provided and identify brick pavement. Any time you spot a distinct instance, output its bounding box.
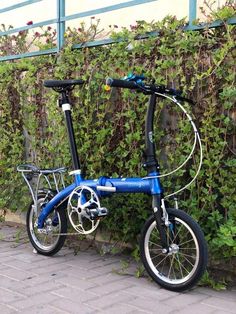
[0,222,235,314]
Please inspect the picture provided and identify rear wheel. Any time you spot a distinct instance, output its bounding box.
[140,208,207,291]
[26,192,67,256]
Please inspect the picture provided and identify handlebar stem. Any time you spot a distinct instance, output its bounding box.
[143,93,160,172]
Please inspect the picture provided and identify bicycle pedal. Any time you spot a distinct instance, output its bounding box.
[88,207,108,220]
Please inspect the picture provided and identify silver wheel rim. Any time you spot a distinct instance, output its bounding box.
[144,217,200,285]
[29,197,61,252]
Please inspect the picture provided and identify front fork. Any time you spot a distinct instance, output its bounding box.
[152,194,170,251]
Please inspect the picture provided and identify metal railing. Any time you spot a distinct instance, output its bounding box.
[0,0,235,62]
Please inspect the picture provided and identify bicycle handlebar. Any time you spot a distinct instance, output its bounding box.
[106,78,139,89]
[106,77,181,95]
[106,77,194,104]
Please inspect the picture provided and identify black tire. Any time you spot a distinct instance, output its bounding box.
[140,208,208,292]
[26,192,67,256]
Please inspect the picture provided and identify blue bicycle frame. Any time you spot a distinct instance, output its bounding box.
[37,172,163,228]
[37,84,163,229]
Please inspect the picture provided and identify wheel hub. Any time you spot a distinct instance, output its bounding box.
[169,243,179,254]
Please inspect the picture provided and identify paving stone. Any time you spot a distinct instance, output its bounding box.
[55,274,98,291]
[9,252,48,263]
[85,292,137,310]
[25,256,71,268]
[161,292,209,308]
[11,292,58,310]
[66,257,122,274]
[196,287,236,301]
[21,304,69,314]
[101,302,149,314]
[122,284,178,301]
[122,275,158,288]
[213,311,236,314]
[0,248,23,257]
[202,297,236,313]
[0,302,18,313]
[52,286,98,302]
[1,222,236,314]
[85,271,129,285]
[1,258,35,271]
[0,241,14,249]
[63,257,94,269]
[0,265,37,281]
[88,262,125,275]
[88,279,134,296]
[0,287,26,304]
[170,303,216,314]
[51,298,96,314]
[20,279,65,296]
[125,296,175,314]
[59,266,100,280]
[0,275,29,292]
[29,262,73,276]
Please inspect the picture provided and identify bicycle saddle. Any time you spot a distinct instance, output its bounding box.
[44,79,84,91]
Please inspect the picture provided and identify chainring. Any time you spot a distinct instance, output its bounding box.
[67,186,100,235]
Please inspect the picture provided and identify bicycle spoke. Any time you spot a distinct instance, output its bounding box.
[150,252,163,260]
[178,238,195,247]
[172,259,177,280]
[155,254,169,268]
[178,253,195,267]
[161,254,167,275]
[179,252,196,259]
[149,240,162,249]
[151,229,160,239]
[166,230,172,245]
[174,254,191,275]
[170,222,184,243]
[43,234,48,245]
[149,248,163,253]
[167,255,175,279]
[174,254,184,278]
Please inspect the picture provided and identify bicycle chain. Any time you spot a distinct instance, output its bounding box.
[52,232,82,236]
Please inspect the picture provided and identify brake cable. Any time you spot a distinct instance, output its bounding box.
[142,92,203,199]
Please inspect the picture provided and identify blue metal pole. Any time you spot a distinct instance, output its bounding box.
[57,0,65,51]
[0,0,42,14]
[189,0,197,26]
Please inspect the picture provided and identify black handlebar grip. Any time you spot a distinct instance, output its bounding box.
[106,78,138,89]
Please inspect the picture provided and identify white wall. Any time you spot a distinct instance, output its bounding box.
[0,0,229,32]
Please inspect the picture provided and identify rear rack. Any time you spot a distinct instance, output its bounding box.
[17,164,66,205]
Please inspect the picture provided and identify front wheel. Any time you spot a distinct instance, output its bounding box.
[26,192,67,256]
[140,208,208,291]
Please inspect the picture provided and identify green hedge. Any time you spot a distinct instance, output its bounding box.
[0,5,235,281]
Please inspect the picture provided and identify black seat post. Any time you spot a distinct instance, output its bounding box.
[60,90,81,171]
